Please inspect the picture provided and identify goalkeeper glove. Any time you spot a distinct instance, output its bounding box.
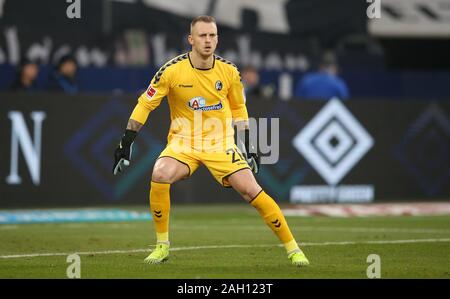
[113,129,137,175]
[237,129,260,174]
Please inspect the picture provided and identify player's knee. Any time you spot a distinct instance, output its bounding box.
[152,168,176,184]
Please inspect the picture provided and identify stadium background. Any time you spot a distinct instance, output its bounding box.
[1,0,449,207]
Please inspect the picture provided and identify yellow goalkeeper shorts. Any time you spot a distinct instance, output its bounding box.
[157,143,250,187]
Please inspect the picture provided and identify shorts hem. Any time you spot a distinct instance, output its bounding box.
[157,155,192,177]
[221,167,251,188]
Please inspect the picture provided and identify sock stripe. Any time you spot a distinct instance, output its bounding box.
[248,189,264,203]
[285,239,300,254]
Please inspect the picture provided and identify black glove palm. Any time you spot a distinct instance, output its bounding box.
[113,130,137,175]
[237,129,260,174]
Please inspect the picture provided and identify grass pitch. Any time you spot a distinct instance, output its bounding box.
[0,204,449,279]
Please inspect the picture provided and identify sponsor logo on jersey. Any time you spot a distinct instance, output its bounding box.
[146,85,157,99]
[179,84,193,88]
[188,97,223,111]
[215,80,223,91]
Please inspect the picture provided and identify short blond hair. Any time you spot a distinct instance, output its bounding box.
[190,15,216,33]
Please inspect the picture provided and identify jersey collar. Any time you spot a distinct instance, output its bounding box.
[188,52,215,71]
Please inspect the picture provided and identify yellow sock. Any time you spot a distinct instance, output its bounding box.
[150,181,171,244]
[250,191,301,255]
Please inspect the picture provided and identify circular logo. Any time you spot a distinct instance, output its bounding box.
[215,80,223,91]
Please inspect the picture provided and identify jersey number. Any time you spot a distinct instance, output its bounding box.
[226,148,245,164]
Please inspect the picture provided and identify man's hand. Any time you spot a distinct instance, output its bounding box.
[237,129,260,174]
[246,150,260,174]
[113,129,137,175]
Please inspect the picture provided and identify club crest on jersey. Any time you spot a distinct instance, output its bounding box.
[188,97,223,111]
[215,80,223,91]
[146,85,157,99]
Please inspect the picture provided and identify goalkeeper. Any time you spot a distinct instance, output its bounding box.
[113,15,309,267]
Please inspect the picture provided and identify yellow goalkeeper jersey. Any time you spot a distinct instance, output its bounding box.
[130,52,248,152]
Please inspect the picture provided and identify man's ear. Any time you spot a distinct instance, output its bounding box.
[188,34,193,46]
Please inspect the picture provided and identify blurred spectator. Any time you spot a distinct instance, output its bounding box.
[10,60,39,92]
[294,51,349,100]
[241,65,274,99]
[48,55,79,94]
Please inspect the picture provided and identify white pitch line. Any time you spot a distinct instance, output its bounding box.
[303,227,450,234]
[0,249,149,259]
[3,222,450,234]
[1,238,450,259]
[0,225,19,230]
[3,222,450,235]
[171,224,450,234]
[300,238,450,246]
